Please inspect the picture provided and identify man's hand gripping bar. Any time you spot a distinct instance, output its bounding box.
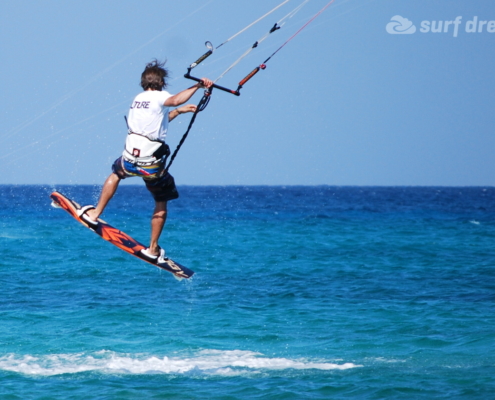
[184,70,240,96]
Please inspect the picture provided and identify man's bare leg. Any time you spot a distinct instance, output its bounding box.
[149,201,167,256]
[86,173,121,220]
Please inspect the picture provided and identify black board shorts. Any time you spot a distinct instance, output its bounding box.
[112,156,179,202]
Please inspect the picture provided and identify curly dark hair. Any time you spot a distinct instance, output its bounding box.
[140,59,169,91]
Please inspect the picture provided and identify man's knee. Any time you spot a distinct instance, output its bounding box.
[109,172,121,183]
[104,173,121,188]
[153,201,167,216]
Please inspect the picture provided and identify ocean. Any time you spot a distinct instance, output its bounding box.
[0,185,494,399]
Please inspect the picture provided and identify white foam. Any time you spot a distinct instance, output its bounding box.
[0,349,361,377]
[368,357,406,364]
[0,233,31,240]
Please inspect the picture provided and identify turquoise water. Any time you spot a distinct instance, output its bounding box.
[1,185,494,399]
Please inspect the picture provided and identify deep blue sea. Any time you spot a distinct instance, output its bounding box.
[1,185,494,399]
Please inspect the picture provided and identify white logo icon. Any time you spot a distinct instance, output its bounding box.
[386,15,416,34]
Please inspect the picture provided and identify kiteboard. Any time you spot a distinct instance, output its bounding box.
[50,191,194,280]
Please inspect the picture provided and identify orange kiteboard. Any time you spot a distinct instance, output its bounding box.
[50,191,194,280]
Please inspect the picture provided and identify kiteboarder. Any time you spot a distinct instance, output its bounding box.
[78,59,213,263]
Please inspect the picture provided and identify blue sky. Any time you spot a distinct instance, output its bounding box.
[1,0,494,186]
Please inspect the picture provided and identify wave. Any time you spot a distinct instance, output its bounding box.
[0,349,360,377]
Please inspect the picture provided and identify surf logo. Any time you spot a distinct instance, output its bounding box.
[387,15,495,37]
[386,15,416,34]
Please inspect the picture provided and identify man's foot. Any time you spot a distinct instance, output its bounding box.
[77,205,99,229]
[157,248,168,263]
[140,247,167,263]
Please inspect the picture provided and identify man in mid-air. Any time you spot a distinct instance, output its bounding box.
[78,59,213,263]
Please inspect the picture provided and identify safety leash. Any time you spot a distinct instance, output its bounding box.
[164,88,212,173]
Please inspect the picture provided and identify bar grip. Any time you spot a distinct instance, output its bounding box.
[189,50,213,69]
[184,73,240,96]
[237,64,266,92]
[238,66,260,87]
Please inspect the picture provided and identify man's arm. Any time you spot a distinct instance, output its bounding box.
[164,78,213,107]
[168,104,197,122]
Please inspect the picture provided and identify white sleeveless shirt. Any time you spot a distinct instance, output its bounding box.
[127,90,173,141]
